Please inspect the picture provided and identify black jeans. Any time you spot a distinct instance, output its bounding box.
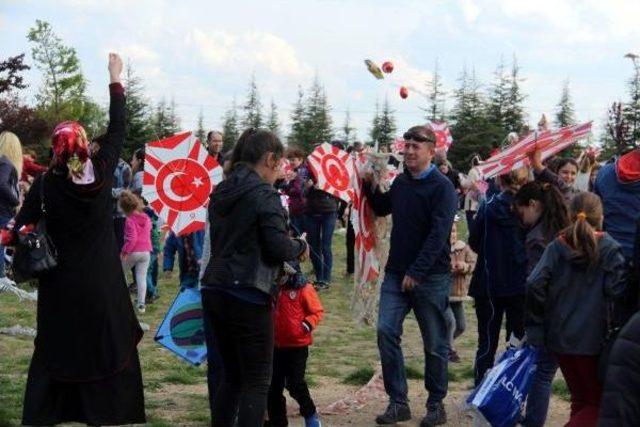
[473,295,525,385]
[267,347,316,426]
[346,219,355,275]
[202,290,273,427]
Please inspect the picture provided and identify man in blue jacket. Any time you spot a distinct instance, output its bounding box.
[365,125,457,426]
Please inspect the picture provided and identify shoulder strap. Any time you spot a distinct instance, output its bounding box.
[40,173,46,215]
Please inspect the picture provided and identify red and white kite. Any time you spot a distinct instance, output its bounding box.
[474,122,592,179]
[427,120,453,152]
[307,143,356,203]
[391,138,405,155]
[143,131,223,236]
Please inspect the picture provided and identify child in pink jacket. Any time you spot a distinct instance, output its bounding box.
[119,190,152,313]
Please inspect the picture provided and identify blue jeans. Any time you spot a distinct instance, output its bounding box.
[377,271,451,405]
[289,214,306,237]
[146,253,158,297]
[524,348,558,427]
[306,212,337,283]
[0,216,12,278]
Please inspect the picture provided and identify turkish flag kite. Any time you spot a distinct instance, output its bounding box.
[307,143,356,203]
[475,122,592,179]
[143,131,223,236]
[428,120,453,152]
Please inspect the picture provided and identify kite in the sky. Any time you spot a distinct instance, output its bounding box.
[364,59,384,79]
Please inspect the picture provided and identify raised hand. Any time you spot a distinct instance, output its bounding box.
[108,53,123,84]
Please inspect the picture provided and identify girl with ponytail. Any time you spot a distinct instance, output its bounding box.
[526,192,627,427]
[514,181,569,427]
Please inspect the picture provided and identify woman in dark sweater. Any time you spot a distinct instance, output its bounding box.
[200,128,308,427]
[0,131,22,285]
[468,168,529,385]
[12,54,146,426]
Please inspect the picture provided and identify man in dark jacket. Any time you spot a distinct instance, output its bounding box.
[365,125,457,427]
[599,311,640,426]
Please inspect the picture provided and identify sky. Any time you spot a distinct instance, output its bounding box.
[1,0,640,142]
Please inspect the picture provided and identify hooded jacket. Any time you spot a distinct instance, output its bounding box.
[201,164,307,297]
[121,211,152,255]
[594,152,640,259]
[525,233,626,354]
[274,282,323,348]
[468,190,528,298]
[0,155,19,218]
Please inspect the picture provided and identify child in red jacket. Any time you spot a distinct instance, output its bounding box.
[267,262,324,427]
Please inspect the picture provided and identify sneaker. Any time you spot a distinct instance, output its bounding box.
[420,402,447,427]
[146,293,160,305]
[137,304,146,314]
[304,412,322,427]
[448,349,461,363]
[313,281,330,291]
[375,402,411,425]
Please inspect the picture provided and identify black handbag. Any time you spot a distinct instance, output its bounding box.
[13,176,58,283]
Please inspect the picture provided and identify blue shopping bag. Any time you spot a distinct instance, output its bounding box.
[467,346,539,427]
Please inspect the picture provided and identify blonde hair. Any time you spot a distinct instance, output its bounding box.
[564,192,603,264]
[119,190,144,216]
[0,131,24,177]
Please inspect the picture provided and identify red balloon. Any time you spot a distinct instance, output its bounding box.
[399,86,409,99]
[382,61,394,73]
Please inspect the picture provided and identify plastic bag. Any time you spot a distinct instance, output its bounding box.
[467,346,539,427]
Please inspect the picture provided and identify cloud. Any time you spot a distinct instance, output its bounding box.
[459,0,481,24]
[113,44,160,63]
[187,29,313,78]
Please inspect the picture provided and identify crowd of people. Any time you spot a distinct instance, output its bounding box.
[0,52,639,427]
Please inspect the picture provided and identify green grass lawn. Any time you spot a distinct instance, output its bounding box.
[0,220,567,426]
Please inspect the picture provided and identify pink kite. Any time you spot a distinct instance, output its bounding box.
[307,143,356,203]
[143,131,223,236]
[474,122,592,179]
[427,120,453,152]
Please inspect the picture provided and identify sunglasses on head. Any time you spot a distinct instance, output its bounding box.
[403,131,435,144]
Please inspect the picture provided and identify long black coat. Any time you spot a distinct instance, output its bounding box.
[15,83,142,382]
[599,312,640,426]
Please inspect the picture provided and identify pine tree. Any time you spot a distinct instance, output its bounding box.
[221,98,239,152]
[486,58,509,133]
[153,98,179,139]
[503,55,526,133]
[123,62,154,156]
[301,75,333,152]
[27,20,87,123]
[555,79,576,127]
[0,53,29,94]
[266,99,280,136]
[241,75,262,130]
[623,60,640,144]
[449,66,499,170]
[602,101,632,159]
[369,100,381,146]
[374,97,396,150]
[287,86,307,149]
[425,59,446,121]
[195,108,206,144]
[341,107,356,144]
[168,98,180,134]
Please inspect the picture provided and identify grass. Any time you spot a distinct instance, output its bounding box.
[0,218,566,425]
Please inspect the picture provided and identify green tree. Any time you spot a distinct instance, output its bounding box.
[449,66,499,170]
[623,60,640,144]
[27,20,87,123]
[486,58,509,133]
[373,97,396,150]
[153,98,179,139]
[601,101,632,159]
[195,108,206,144]
[555,79,576,127]
[123,62,154,155]
[369,100,381,147]
[0,53,29,94]
[503,55,526,133]
[78,100,106,141]
[341,107,356,145]
[221,98,239,152]
[425,58,446,121]
[287,86,307,149]
[241,75,262,129]
[301,76,333,152]
[266,99,280,136]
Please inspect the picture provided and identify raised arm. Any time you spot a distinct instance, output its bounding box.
[96,53,125,175]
